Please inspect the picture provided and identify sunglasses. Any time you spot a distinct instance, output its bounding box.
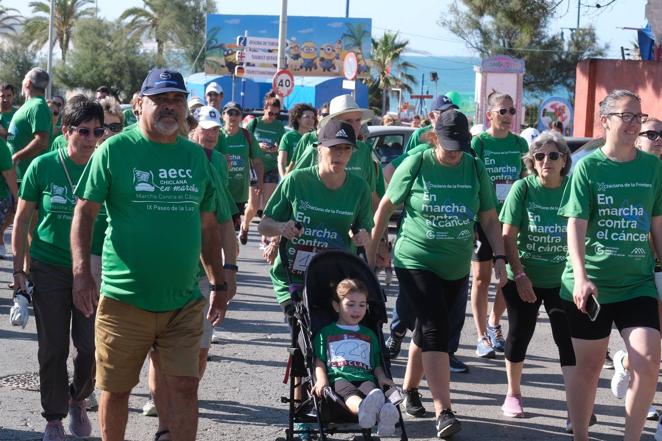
[534,152,563,161]
[225,109,241,117]
[266,111,279,117]
[493,107,517,116]
[639,130,662,141]
[105,123,123,133]
[608,112,648,124]
[70,126,105,138]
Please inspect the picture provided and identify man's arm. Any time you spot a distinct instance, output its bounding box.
[12,132,49,163]
[200,211,229,326]
[11,199,37,292]
[71,199,101,317]
[218,219,237,301]
[2,168,17,199]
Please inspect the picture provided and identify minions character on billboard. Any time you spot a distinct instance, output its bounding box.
[319,44,337,72]
[301,41,318,72]
[287,40,303,71]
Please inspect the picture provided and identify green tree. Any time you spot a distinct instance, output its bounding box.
[170,0,217,73]
[370,31,417,115]
[341,22,370,58]
[0,3,21,38]
[58,18,154,99]
[23,0,95,65]
[440,0,607,97]
[120,0,177,67]
[0,30,40,98]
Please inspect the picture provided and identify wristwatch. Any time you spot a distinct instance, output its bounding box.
[209,282,228,292]
[223,263,239,271]
[493,255,508,263]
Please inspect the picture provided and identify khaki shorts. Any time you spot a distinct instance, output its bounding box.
[95,296,205,392]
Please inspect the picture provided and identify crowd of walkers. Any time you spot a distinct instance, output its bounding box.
[2,65,662,441]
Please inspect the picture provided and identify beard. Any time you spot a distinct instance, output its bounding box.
[153,113,180,135]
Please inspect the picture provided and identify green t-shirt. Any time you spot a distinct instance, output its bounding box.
[49,134,66,152]
[264,166,374,304]
[207,148,236,222]
[558,148,662,303]
[499,175,568,288]
[123,108,137,127]
[75,128,217,312]
[20,150,86,267]
[403,125,432,153]
[7,96,52,182]
[279,130,303,166]
[387,149,496,280]
[246,117,285,173]
[216,128,260,204]
[0,107,17,131]
[293,134,377,193]
[375,160,386,198]
[290,131,316,165]
[391,143,432,169]
[314,323,380,384]
[471,132,528,210]
[0,138,12,199]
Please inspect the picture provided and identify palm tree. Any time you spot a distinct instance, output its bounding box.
[341,22,370,58]
[120,0,174,67]
[371,31,417,115]
[24,0,95,65]
[0,4,21,38]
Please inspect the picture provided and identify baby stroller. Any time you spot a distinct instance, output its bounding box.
[277,243,408,440]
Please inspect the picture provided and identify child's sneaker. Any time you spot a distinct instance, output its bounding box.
[358,389,385,429]
[610,350,630,399]
[377,402,400,436]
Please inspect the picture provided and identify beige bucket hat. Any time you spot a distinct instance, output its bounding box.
[319,94,374,128]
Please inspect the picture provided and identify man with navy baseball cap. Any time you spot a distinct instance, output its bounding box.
[71,68,229,441]
[403,94,459,154]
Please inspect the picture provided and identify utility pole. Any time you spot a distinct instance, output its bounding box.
[46,0,55,99]
[277,0,288,70]
[345,0,350,18]
[577,0,581,30]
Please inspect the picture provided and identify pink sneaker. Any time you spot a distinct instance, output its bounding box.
[501,394,525,418]
[68,399,92,437]
[43,420,65,441]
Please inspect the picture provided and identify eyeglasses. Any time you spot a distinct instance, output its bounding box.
[266,111,279,117]
[105,123,123,133]
[493,107,517,116]
[607,112,648,123]
[301,113,316,119]
[639,130,662,141]
[534,152,563,161]
[69,126,105,138]
[225,109,241,117]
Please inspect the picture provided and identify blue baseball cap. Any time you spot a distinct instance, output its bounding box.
[431,95,459,112]
[140,68,188,96]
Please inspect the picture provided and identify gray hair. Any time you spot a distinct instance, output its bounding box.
[25,67,49,91]
[487,90,513,109]
[599,89,640,116]
[98,96,123,124]
[523,131,572,177]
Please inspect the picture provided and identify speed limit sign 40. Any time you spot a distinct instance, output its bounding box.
[272,69,294,97]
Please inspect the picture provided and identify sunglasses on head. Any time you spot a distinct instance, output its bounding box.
[493,107,516,116]
[70,126,105,138]
[105,123,123,133]
[534,152,562,161]
[639,130,662,141]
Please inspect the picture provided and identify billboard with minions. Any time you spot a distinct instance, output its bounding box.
[205,15,372,77]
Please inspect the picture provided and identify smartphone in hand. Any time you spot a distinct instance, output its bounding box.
[586,294,600,322]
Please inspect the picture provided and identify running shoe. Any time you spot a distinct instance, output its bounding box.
[43,420,65,441]
[501,394,525,418]
[358,389,385,428]
[377,402,400,436]
[384,267,393,286]
[655,415,662,441]
[402,388,426,417]
[565,413,597,433]
[68,399,92,437]
[487,324,505,352]
[449,354,469,373]
[436,409,462,439]
[142,399,158,417]
[475,335,496,358]
[238,227,248,245]
[386,331,405,360]
[603,349,614,369]
[610,350,630,399]
[648,406,659,420]
[85,390,98,411]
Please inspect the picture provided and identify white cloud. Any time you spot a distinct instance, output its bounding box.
[224,19,240,25]
[327,22,344,28]
[298,28,314,34]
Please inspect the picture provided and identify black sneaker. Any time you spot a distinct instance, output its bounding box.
[402,388,426,417]
[449,354,469,373]
[386,331,405,360]
[603,349,614,369]
[436,409,462,438]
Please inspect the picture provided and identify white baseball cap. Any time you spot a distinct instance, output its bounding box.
[205,82,223,95]
[187,96,204,111]
[195,105,221,129]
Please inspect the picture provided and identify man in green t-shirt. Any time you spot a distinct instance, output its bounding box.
[70,69,230,441]
[7,68,52,183]
[123,92,140,127]
[0,83,17,140]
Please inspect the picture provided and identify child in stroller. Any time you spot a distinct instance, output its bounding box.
[312,278,400,437]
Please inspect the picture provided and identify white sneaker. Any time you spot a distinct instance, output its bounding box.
[655,416,662,441]
[358,389,385,429]
[142,399,158,417]
[610,350,630,399]
[648,405,659,420]
[377,402,399,436]
[211,331,222,344]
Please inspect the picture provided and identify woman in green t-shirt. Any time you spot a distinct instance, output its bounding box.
[498,132,576,423]
[278,103,316,178]
[370,110,506,439]
[559,90,662,441]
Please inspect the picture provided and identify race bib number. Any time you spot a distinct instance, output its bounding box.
[290,244,317,275]
[495,182,513,202]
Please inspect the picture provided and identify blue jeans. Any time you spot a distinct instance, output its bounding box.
[390,277,469,354]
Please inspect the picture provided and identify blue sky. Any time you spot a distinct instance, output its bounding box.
[7,0,647,58]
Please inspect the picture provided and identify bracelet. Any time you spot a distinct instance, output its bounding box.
[514,272,527,281]
[223,263,239,271]
[12,270,25,276]
[209,282,228,292]
[493,255,508,263]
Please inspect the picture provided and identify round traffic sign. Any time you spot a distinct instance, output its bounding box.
[343,52,358,81]
[272,69,294,97]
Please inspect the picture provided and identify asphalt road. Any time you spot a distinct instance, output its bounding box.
[0,226,660,440]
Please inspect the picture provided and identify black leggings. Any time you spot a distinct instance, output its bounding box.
[502,280,575,366]
[394,267,468,353]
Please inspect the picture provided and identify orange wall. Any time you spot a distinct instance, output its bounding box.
[574,59,662,137]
